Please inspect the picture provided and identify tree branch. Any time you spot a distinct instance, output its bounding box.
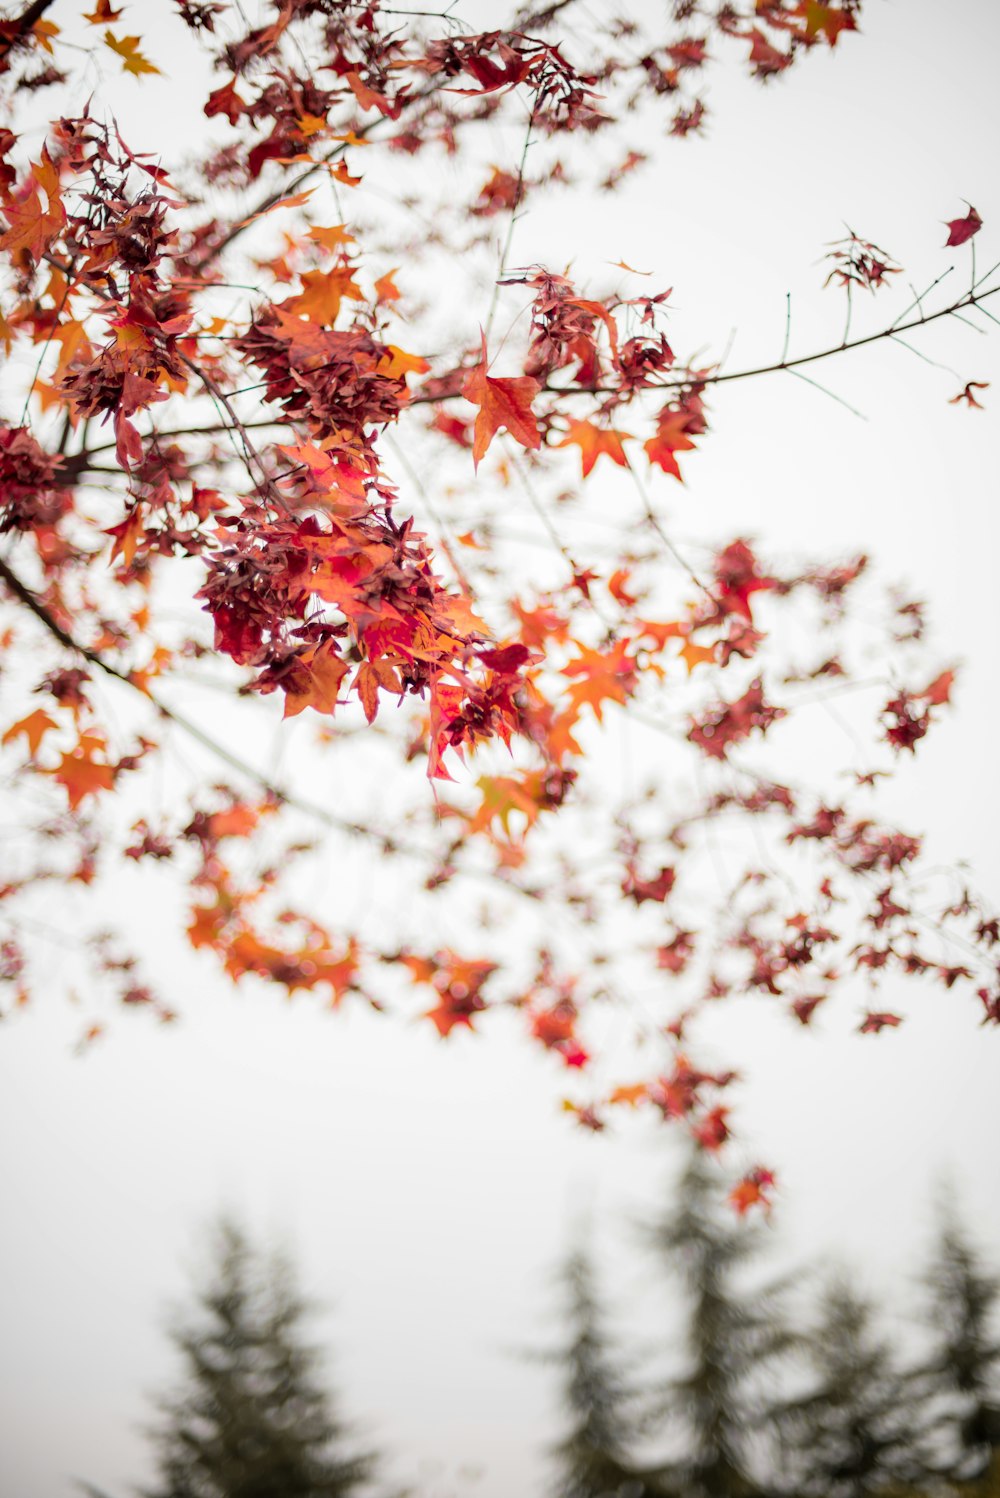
[0,0,56,57]
[0,555,543,895]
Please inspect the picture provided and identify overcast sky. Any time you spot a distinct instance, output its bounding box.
[1,3,999,1496]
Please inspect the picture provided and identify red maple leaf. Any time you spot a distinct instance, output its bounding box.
[858,1010,903,1034]
[462,334,541,468]
[945,204,983,247]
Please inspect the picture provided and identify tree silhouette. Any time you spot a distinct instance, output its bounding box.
[140,1221,376,1498]
[918,1208,1000,1491]
[772,1276,926,1498]
[640,1154,789,1498]
[545,1244,659,1498]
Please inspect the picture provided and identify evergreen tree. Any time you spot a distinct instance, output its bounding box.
[920,1209,1000,1490]
[546,1245,659,1498]
[773,1276,924,1498]
[641,1153,789,1498]
[142,1221,376,1498]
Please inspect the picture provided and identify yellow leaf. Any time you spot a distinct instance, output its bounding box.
[103,30,162,77]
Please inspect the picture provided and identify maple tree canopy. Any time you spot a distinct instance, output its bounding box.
[0,0,996,1206]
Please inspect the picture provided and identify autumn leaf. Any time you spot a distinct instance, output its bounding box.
[608,1082,649,1107]
[308,223,355,252]
[949,381,989,408]
[945,204,982,247]
[284,266,364,326]
[2,708,58,756]
[82,0,123,20]
[692,1105,730,1152]
[644,409,697,480]
[103,30,162,76]
[556,419,632,477]
[858,1010,903,1033]
[378,344,430,380]
[346,71,403,119]
[353,659,403,723]
[281,643,350,718]
[373,268,400,303]
[678,638,716,673]
[462,335,541,468]
[623,865,676,904]
[238,187,317,226]
[562,639,639,721]
[920,668,955,706]
[0,151,66,260]
[794,2,858,45]
[105,508,145,567]
[50,733,116,809]
[729,1167,777,1215]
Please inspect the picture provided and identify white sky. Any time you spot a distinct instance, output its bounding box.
[1,2,999,1496]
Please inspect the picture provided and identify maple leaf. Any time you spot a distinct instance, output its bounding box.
[374,269,400,303]
[656,931,695,974]
[644,409,697,480]
[689,678,785,759]
[346,71,403,119]
[920,668,955,706]
[729,1167,776,1215]
[50,733,116,809]
[82,0,124,20]
[477,642,534,674]
[692,1105,730,1152]
[858,1010,903,1033]
[556,420,631,477]
[562,639,639,721]
[678,638,716,673]
[462,336,541,468]
[353,659,403,723]
[790,994,827,1025]
[2,708,58,756]
[204,79,247,125]
[0,151,66,260]
[283,266,364,326]
[280,643,350,718]
[103,30,162,76]
[794,2,858,45]
[105,508,145,568]
[949,381,989,408]
[608,1082,649,1107]
[744,28,792,77]
[308,224,355,253]
[623,865,676,904]
[945,204,982,247]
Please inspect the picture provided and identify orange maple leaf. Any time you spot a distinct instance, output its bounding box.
[678,638,716,673]
[281,642,350,718]
[562,639,639,721]
[50,733,116,809]
[353,658,403,723]
[557,419,632,477]
[0,151,66,260]
[2,708,58,756]
[82,1,123,21]
[374,268,401,302]
[283,266,363,326]
[308,223,355,252]
[462,334,541,468]
[608,1082,649,1107]
[644,409,698,481]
